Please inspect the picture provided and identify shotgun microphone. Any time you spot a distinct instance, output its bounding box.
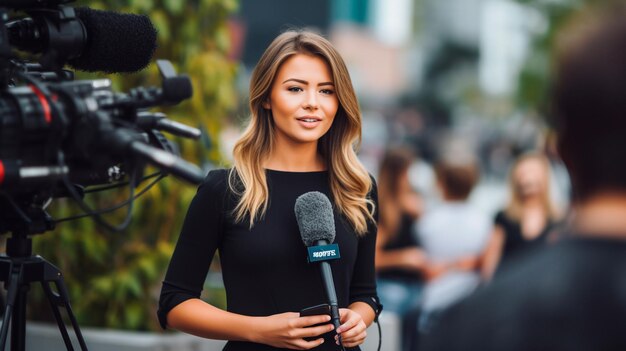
[7,7,157,73]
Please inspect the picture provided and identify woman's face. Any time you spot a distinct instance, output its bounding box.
[513,158,548,198]
[264,53,338,146]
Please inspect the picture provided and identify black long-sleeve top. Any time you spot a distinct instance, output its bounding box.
[158,169,379,351]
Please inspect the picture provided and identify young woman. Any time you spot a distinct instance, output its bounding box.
[158,31,380,351]
[374,147,425,317]
[481,152,561,279]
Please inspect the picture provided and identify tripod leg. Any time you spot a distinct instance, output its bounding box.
[54,280,88,351]
[11,284,27,351]
[43,275,88,351]
[0,267,21,351]
[41,282,75,351]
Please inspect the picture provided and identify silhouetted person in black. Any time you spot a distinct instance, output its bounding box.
[419,3,626,350]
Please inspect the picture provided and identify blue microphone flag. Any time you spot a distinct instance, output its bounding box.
[307,243,341,263]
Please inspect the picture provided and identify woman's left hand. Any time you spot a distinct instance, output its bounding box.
[335,308,367,348]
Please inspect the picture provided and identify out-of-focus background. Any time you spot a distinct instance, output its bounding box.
[16,0,590,350]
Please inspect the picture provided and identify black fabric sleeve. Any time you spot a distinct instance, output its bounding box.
[348,176,381,316]
[494,210,506,226]
[157,170,227,329]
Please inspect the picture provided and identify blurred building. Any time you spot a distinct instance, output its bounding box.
[238,0,332,66]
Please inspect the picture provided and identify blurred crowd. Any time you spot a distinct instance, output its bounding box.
[374,143,564,350]
[373,2,626,350]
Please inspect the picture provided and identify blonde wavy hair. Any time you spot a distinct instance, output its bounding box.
[229,30,374,235]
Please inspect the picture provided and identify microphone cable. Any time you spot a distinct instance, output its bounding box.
[83,171,162,193]
[54,172,165,224]
[376,317,382,351]
[57,149,138,232]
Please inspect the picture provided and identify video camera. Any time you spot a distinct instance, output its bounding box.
[0,3,209,350]
[0,1,206,235]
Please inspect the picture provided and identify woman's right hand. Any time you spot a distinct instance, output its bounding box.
[252,312,335,350]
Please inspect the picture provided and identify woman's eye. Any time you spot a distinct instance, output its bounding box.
[288,86,303,92]
[320,89,334,95]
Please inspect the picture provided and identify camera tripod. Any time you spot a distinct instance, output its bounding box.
[0,230,88,351]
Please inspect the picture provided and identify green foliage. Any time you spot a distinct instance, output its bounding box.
[514,0,587,111]
[30,0,238,331]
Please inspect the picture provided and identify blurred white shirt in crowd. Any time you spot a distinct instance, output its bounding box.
[417,202,492,312]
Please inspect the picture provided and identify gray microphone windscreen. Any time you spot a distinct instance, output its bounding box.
[295,191,336,247]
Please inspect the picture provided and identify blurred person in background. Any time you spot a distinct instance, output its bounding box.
[375,147,426,316]
[419,2,626,350]
[412,148,492,335]
[481,152,562,279]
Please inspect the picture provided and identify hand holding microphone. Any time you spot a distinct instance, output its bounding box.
[295,191,369,349]
[252,312,334,350]
[295,191,342,347]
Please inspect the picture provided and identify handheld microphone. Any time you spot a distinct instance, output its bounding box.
[295,191,343,347]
